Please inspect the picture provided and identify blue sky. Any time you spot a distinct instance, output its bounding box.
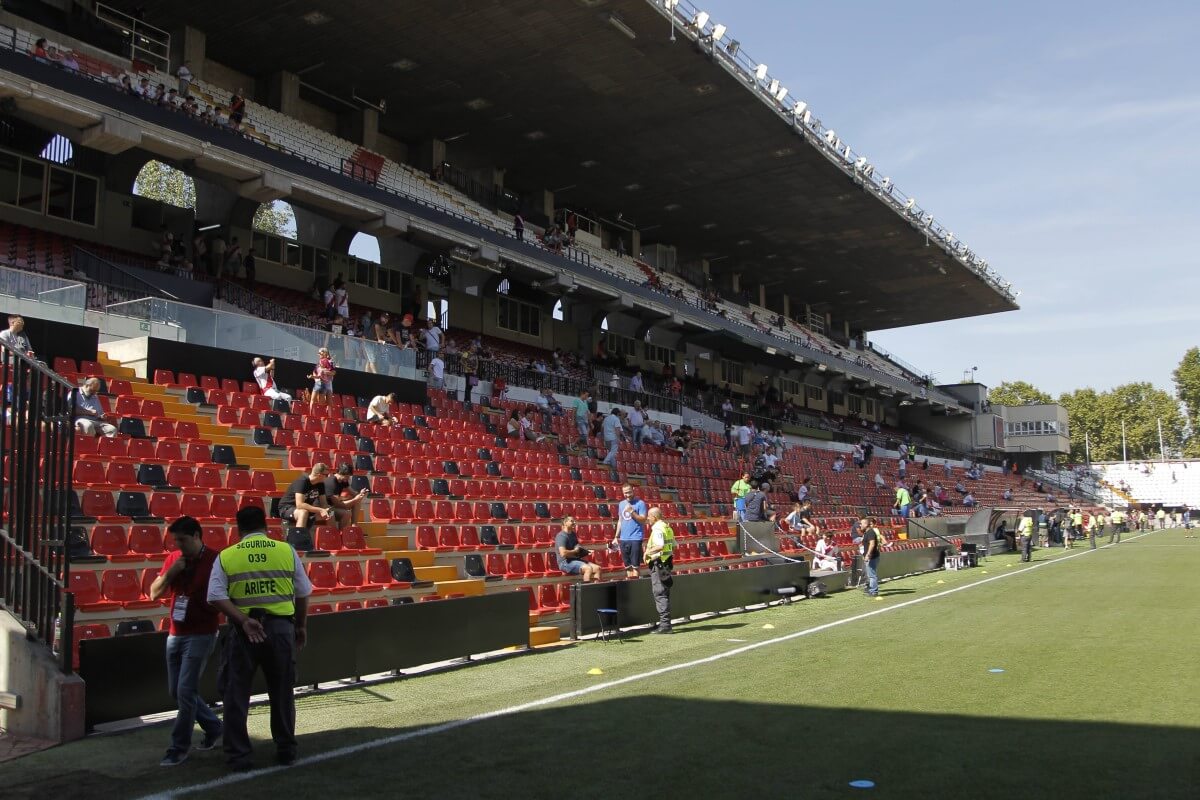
[693,0,1199,397]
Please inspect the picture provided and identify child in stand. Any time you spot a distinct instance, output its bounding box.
[309,347,336,412]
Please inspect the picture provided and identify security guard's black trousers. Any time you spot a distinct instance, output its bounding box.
[649,560,673,628]
[219,615,297,763]
[1021,534,1032,562]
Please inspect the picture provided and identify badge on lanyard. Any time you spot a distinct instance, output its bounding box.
[172,595,189,622]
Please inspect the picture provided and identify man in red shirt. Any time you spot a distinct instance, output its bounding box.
[149,516,222,766]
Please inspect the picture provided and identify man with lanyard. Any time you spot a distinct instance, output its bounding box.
[612,483,648,580]
[860,516,881,597]
[1017,513,1034,562]
[644,506,676,634]
[207,505,312,771]
[627,401,646,450]
[730,472,753,521]
[149,516,222,766]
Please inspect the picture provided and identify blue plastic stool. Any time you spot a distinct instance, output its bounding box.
[596,608,621,643]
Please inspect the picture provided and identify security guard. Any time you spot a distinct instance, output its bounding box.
[1071,508,1084,543]
[1090,510,1105,550]
[644,506,676,634]
[1017,513,1034,562]
[207,505,312,770]
[1109,508,1125,544]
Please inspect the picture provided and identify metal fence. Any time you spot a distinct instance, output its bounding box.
[0,339,76,673]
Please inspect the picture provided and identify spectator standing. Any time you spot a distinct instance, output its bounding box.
[860,517,881,597]
[894,483,913,519]
[149,516,222,766]
[736,423,753,460]
[228,90,246,130]
[423,320,443,353]
[573,389,591,450]
[460,345,479,403]
[207,506,310,770]
[730,472,753,520]
[1017,514,1034,562]
[0,315,34,357]
[613,484,648,580]
[428,350,445,390]
[223,236,242,278]
[555,516,600,582]
[628,401,646,449]
[600,408,624,469]
[322,464,369,530]
[643,507,676,634]
[71,378,117,437]
[308,348,335,411]
[629,371,644,395]
[176,60,193,96]
[513,212,524,242]
[251,357,291,402]
[742,483,774,522]
[211,234,226,277]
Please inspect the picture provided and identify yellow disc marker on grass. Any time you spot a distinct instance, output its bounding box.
[762,623,775,630]
[588,668,604,676]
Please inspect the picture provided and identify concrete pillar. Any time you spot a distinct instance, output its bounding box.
[540,189,555,222]
[758,283,767,308]
[701,259,710,277]
[471,166,505,191]
[630,229,641,258]
[170,25,206,77]
[783,294,790,318]
[337,108,378,150]
[413,139,447,176]
[267,71,301,118]
[731,272,741,293]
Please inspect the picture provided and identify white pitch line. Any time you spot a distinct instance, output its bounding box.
[142,530,1155,800]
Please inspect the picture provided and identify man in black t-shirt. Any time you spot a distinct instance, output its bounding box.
[278,463,332,530]
[860,517,880,597]
[321,463,369,530]
[555,516,600,582]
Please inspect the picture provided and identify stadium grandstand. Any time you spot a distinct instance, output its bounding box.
[0,2,1192,797]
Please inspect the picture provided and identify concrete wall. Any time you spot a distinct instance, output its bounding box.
[0,611,85,742]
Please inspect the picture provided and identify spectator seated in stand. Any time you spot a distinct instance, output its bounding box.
[832,455,846,473]
[366,393,397,426]
[644,420,667,449]
[742,483,775,523]
[71,377,117,437]
[252,357,292,402]
[962,492,977,507]
[555,516,601,582]
[813,531,838,571]
[955,481,968,495]
[279,463,332,530]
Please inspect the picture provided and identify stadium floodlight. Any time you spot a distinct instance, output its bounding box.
[824,129,837,145]
[774,84,788,101]
[754,63,768,80]
[693,11,710,28]
[792,100,808,117]
[711,23,726,41]
[903,198,916,211]
[843,144,853,161]
[665,0,679,8]
[881,177,893,192]
[726,39,740,56]
[768,79,780,96]
[855,156,868,171]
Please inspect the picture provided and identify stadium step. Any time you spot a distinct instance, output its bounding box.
[382,550,433,567]
[528,626,561,647]
[434,578,484,598]
[414,565,459,582]
[368,535,413,551]
[96,352,135,379]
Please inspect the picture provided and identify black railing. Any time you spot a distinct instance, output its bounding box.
[73,247,180,302]
[219,280,319,329]
[0,339,76,673]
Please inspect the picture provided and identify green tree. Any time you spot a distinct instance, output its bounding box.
[1060,383,1186,463]
[1174,346,1200,438]
[253,200,297,239]
[989,381,1052,407]
[132,160,195,209]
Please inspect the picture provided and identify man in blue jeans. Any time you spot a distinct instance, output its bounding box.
[601,408,624,469]
[859,516,881,597]
[149,515,222,766]
[612,483,648,580]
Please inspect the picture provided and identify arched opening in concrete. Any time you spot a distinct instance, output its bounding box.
[132,160,195,209]
[252,199,297,239]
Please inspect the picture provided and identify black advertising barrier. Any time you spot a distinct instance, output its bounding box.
[848,544,956,586]
[79,591,529,728]
[570,563,813,638]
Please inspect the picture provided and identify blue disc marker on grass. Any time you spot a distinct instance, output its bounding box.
[989,668,1005,673]
[849,780,876,789]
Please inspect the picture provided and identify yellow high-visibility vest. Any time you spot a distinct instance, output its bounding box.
[219,533,298,617]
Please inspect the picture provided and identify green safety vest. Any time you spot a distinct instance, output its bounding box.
[220,532,298,617]
[646,523,676,563]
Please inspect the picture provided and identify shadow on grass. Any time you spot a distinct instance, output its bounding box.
[13,696,1198,800]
